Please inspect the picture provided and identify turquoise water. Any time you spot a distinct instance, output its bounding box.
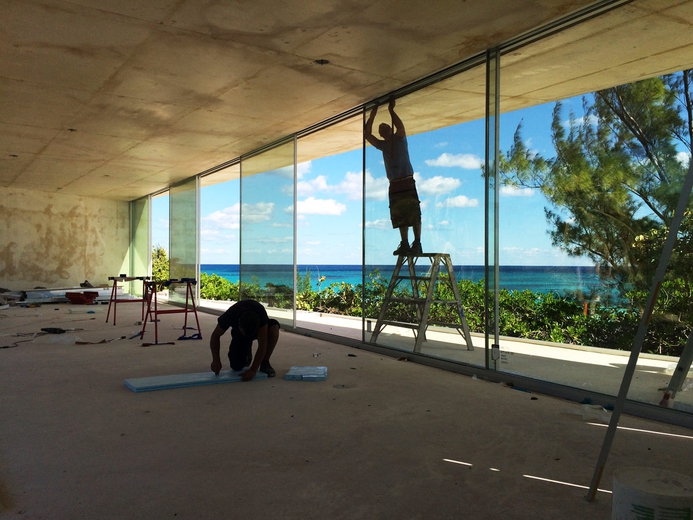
[201,263,611,298]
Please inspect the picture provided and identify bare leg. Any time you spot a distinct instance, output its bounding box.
[399,226,409,243]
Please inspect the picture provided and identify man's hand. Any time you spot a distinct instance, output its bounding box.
[211,359,222,376]
[388,98,396,111]
[241,368,257,382]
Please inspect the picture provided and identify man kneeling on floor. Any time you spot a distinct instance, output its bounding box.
[209,299,279,381]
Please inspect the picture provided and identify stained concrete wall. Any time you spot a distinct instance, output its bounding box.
[0,187,130,291]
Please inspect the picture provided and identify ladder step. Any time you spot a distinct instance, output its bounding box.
[372,252,473,352]
[386,298,462,305]
[379,320,420,329]
[388,297,426,303]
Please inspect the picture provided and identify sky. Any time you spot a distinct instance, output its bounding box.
[152,97,596,267]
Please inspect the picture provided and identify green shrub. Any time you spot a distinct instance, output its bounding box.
[198,270,690,357]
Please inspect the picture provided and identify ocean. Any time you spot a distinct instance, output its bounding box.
[201,264,611,298]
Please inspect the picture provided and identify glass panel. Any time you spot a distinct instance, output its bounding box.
[151,192,170,283]
[295,117,363,340]
[129,196,149,297]
[497,2,693,412]
[199,164,241,308]
[240,141,295,326]
[169,178,198,304]
[364,64,487,367]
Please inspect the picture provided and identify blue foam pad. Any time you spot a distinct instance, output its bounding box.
[125,369,268,392]
[285,366,328,381]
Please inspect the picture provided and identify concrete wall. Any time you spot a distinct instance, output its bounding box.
[0,187,130,291]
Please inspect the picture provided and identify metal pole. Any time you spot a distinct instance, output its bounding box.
[587,161,693,501]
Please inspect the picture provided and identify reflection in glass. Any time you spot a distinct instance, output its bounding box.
[240,141,295,320]
[497,7,693,410]
[295,117,363,340]
[199,164,241,305]
[129,196,149,297]
[169,177,198,304]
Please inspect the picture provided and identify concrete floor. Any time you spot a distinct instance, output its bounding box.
[1,302,693,519]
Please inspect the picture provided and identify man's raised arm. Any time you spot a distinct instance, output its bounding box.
[364,106,382,148]
[388,99,406,138]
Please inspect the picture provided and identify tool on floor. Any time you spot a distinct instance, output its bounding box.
[370,253,474,353]
[141,342,175,347]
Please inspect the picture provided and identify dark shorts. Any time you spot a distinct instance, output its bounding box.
[227,319,280,371]
[389,177,421,229]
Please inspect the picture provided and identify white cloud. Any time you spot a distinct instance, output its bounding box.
[335,171,364,200]
[203,203,241,229]
[500,185,534,197]
[242,202,274,223]
[286,170,380,201]
[256,236,292,244]
[435,141,448,148]
[416,175,461,196]
[296,175,330,197]
[565,114,599,128]
[676,151,690,168]
[425,153,482,169]
[289,197,347,216]
[268,165,294,179]
[436,195,479,208]
[365,170,389,200]
[365,218,391,229]
[297,161,311,179]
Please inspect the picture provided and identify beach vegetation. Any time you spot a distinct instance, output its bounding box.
[151,245,170,282]
[199,269,689,358]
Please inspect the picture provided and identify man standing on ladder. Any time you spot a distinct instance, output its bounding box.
[365,99,423,256]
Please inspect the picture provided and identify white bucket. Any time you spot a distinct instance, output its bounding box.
[612,467,693,520]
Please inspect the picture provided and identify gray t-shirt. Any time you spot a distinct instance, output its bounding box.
[376,135,414,181]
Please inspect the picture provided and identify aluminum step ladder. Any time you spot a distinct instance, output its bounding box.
[370,253,474,352]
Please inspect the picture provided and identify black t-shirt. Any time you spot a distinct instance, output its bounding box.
[217,300,269,338]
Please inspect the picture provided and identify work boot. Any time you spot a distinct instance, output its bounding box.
[259,360,276,378]
[410,240,423,256]
[393,241,410,255]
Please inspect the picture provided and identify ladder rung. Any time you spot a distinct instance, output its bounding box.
[395,275,430,281]
[379,320,420,329]
[385,297,461,305]
[387,297,426,303]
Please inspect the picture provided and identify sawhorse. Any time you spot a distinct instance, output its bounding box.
[370,253,474,353]
[140,278,202,344]
[106,276,151,326]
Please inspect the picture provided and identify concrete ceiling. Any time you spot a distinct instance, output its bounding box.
[1,0,692,201]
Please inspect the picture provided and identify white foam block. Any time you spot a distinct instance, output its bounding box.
[285,366,328,381]
[125,369,268,392]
